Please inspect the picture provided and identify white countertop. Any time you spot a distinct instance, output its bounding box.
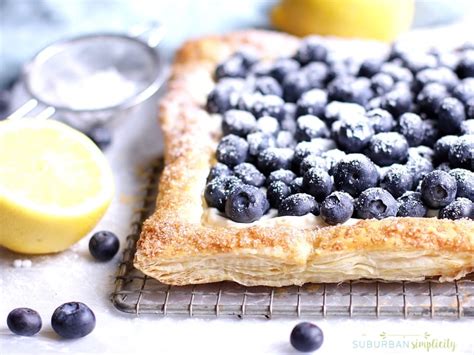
[2,21,474,355]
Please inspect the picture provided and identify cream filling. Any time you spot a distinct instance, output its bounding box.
[203,207,360,229]
[203,207,441,229]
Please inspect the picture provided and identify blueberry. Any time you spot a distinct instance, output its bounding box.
[311,137,337,152]
[296,89,328,117]
[412,145,435,161]
[7,308,42,336]
[215,55,247,80]
[293,140,328,169]
[247,132,276,157]
[333,154,379,197]
[251,95,285,120]
[216,134,249,167]
[269,58,300,82]
[266,169,297,185]
[415,67,459,91]
[294,37,328,64]
[402,52,438,73]
[237,92,260,112]
[204,176,242,212]
[406,149,434,185]
[467,99,474,119]
[320,191,354,225]
[89,231,120,262]
[439,198,473,220]
[257,147,294,173]
[434,51,460,70]
[380,62,414,83]
[456,51,474,78]
[302,168,333,201]
[355,187,398,219]
[324,101,365,124]
[437,97,466,135]
[366,109,395,133]
[370,72,395,95]
[449,168,474,201]
[206,86,238,114]
[304,62,330,84]
[282,71,313,103]
[358,58,383,78]
[416,82,448,116]
[87,126,112,150]
[335,117,374,153]
[290,322,324,353]
[222,110,256,137]
[254,76,282,97]
[327,76,355,102]
[433,135,458,163]
[289,177,304,194]
[276,130,295,148]
[278,193,319,217]
[235,49,259,68]
[326,59,352,81]
[249,61,272,77]
[366,132,409,167]
[379,85,412,117]
[225,185,269,223]
[321,149,346,175]
[421,119,440,147]
[448,135,474,169]
[255,115,279,135]
[328,77,373,106]
[207,163,233,182]
[295,115,330,141]
[267,181,291,208]
[452,78,474,105]
[380,164,414,198]
[420,170,457,208]
[397,191,428,217]
[461,120,474,135]
[233,163,265,187]
[300,155,328,175]
[51,302,96,339]
[397,113,424,146]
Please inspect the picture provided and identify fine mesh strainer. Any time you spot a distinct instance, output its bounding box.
[6,24,167,130]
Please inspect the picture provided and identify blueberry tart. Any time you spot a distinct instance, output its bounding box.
[135,31,474,286]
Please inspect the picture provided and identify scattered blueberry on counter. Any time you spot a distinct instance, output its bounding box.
[7,308,42,336]
[51,302,96,339]
[89,231,120,262]
[290,322,324,353]
[204,37,474,224]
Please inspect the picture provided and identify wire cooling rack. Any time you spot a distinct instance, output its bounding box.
[111,158,474,319]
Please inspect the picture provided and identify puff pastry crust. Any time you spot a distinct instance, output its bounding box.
[134,30,474,287]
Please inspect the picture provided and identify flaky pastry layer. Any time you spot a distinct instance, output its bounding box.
[134,30,474,286]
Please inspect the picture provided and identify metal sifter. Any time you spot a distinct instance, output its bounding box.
[6,24,167,130]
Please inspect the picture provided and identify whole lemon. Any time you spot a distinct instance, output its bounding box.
[271,0,415,41]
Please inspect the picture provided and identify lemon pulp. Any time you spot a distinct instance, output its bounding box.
[0,119,114,254]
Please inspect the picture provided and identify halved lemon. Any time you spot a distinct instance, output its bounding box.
[0,119,114,254]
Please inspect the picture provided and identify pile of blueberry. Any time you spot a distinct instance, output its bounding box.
[204,37,474,225]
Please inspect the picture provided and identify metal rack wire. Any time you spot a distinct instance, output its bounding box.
[111,159,474,319]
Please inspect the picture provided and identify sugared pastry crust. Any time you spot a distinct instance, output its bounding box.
[134,30,474,286]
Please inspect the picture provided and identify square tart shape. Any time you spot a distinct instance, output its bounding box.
[134,30,474,287]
